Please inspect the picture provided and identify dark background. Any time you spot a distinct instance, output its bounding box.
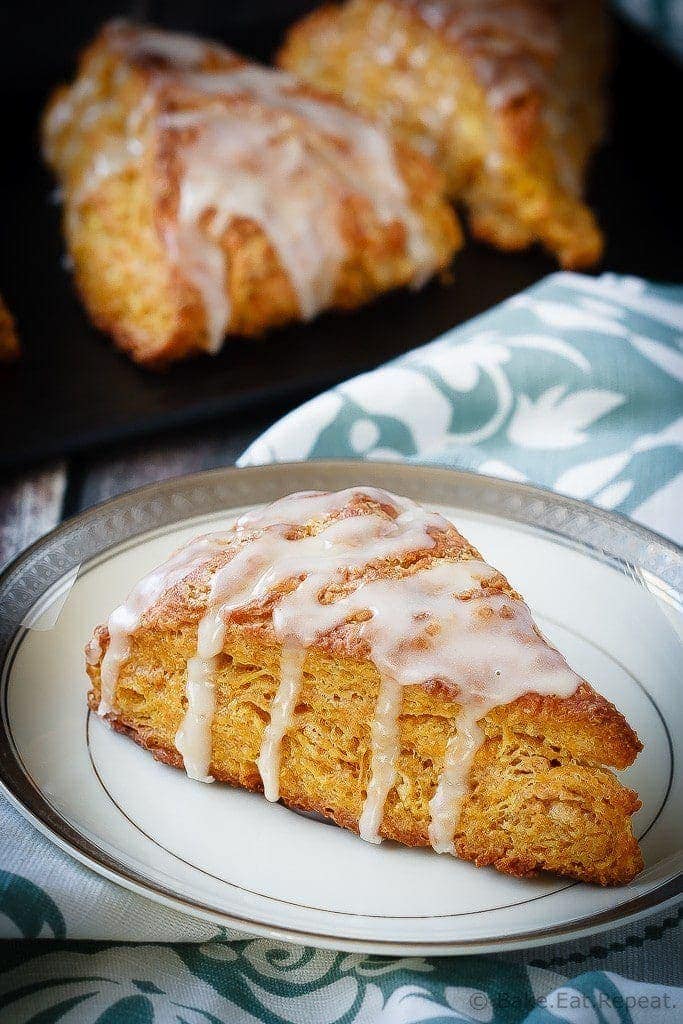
[1,1,681,473]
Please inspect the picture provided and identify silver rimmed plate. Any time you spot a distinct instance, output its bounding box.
[0,461,681,955]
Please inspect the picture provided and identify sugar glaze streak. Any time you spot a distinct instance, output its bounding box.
[176,655,218,783]
[258,644,307,803]
[97,486,581,852]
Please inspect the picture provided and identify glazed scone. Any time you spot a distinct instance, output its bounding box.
[0,294,19,362]
[279,0,608,268]
[86,487,643,885]
[42,21,460,367]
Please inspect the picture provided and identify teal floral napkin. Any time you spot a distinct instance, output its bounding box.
[1,272,682,1022]
[241,273,683,545]
[0,941,681,1023]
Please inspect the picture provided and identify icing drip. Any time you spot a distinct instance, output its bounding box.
[428,706,484,853]
[175,655,218,782]
[160,66,432,348]
[358,674,403,843]
[85,634,103,666]
[258,645,307,802]
[96,486,582,851]
[161,107,348,349]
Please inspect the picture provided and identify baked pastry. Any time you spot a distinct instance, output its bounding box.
[86,486,643,885]
[279,0,608,268]
[0,294,19,362]
[42,21,460,367]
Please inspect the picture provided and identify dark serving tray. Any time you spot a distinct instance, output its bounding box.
[1,2,681,473]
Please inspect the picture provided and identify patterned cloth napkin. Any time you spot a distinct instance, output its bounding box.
[241,272,683,543]
[1,272,682,1022]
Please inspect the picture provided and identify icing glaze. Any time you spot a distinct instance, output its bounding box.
[176,655,218,782]
[159,61,433,349]
[257,645,307,802]
[85,634,103,666]
[95,487,582,852]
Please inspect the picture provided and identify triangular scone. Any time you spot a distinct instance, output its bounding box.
[278,0,607,269]
[41,21,460,367]
[86,487,643,885]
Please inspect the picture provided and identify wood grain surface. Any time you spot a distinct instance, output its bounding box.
[0,412,272,572]
[0,463,66,569]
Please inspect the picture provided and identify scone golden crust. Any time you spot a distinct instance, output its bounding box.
[279,0,608,268]
[42,21,460,367]
[86,488,643,886]
[0,294,19,362]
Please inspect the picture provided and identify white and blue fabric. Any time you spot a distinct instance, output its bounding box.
[242,273,683,545]
[1,272,681,1023]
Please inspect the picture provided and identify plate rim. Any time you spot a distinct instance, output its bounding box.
[0,460,681,954]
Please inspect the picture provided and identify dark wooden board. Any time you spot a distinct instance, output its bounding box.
[1,3,681,473]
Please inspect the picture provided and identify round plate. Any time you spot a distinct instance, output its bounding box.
[0,461,681,955]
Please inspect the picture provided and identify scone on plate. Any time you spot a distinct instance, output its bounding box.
[42,21,461,367]
[86,487,643,885]
[0,294,19,362]
[279,0,608,268]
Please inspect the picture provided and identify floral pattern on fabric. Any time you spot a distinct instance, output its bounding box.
[1,938,681,1023]
[241,274,683,544]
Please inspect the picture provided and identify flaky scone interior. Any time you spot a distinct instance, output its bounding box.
[279,0,608,269]
[86,487,643,886]
[42,21,460,366]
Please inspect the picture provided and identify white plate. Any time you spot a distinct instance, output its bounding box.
[0,462,681,955]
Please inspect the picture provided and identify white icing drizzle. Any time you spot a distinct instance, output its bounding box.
[358,673,403,842]
[85,634,103,666]
[95,487,582,851]
[161,106,348,350]
[175,655,217,782]
[50,22,437,353]
[160,64,432,349]
[428,705,484,853]
[188,67,437,284]
[258,645,307,802]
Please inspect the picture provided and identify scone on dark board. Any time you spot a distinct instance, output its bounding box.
[86,487,643,886]
[42,21,460,367]
[279,0,608,268]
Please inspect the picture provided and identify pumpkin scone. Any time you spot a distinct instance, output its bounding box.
[279,0,608,268]
[42,21,460,367]
[86,487,643,886]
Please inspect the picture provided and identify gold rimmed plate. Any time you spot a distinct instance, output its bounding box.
[0,461,681,954]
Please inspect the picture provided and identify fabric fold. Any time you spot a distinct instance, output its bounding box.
[240,273,683,544]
